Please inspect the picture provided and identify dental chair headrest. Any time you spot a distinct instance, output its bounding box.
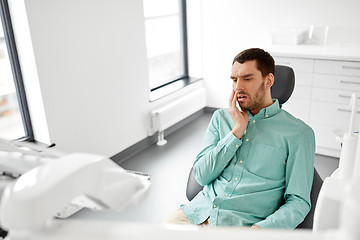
[272,65,295,106]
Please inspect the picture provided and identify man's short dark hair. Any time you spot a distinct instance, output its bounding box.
[232,48,275,78]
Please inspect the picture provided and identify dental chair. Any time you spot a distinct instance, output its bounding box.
[185,65,323,229]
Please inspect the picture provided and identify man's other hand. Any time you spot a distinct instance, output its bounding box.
[250,225,261,229]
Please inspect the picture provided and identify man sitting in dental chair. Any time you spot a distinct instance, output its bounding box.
[164,48,315,229]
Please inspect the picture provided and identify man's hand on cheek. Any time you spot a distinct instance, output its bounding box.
[228,90,249,139]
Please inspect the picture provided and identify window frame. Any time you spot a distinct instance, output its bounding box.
[0,0,34,141]
[146,0,193,98]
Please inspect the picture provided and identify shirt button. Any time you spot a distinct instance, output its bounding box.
[252,120,256,123]
[235,144,239,148]
[240,160,243,164]
[225,193,228,197]
[246,138,249,142]
[234,177,238,181]
[213,204,217,208]
[266,115,269,118]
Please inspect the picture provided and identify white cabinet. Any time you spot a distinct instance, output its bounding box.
[311,60,360,157]
[274,56,360,158]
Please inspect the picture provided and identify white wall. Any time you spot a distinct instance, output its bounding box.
[201,0,360,108]
[12,0,204,156]
[12,0,359,156]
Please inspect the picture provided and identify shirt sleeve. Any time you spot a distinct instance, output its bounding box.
[255,127,315,229]
[193,110,243,186]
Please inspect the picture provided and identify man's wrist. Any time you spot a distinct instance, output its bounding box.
[232,126,245,139]
[231,129,240,139]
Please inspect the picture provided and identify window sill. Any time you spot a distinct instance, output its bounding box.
[149,77,203,102]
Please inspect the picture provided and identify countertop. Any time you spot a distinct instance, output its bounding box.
[259,43,360,62]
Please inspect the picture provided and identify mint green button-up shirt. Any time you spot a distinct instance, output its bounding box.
[181,99,315,229]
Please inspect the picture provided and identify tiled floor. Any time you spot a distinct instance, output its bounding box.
[71,111,339,224]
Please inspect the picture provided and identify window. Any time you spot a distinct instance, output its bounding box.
[143,0,188,91]
[0,0,33,141]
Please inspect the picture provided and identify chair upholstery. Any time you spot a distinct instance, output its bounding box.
[186,166,203,201]
[185,65,323,229]
[297,168,323,229]
[272,65,295,106]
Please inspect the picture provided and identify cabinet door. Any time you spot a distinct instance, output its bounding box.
[282,98,311,124]
[312,87,360,105]
[274,57,314,73]
[313,74,360,91]
[310,101,360,128]
[315,60,360,76]
[311,123,342,152]
[291,84,312,100]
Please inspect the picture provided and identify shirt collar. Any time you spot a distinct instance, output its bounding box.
[248,99,281,120]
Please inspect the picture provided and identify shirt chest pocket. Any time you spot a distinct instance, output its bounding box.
[246,144,287,180]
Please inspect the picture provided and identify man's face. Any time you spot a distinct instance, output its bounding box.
[230,60,268,115]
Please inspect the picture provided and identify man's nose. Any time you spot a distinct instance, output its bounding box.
[234,80,244,91]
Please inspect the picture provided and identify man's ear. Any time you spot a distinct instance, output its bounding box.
[265,73,274,88]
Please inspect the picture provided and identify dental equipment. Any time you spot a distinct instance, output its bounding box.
[0,138,63,178]
[0,152,150,238]
[313,93,359,231]
[0,138,81,218]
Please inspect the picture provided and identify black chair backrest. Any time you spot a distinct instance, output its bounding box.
[297,168,323,229]
[272,65,295,106]
[185,65,323,229]
[186,167,203,201]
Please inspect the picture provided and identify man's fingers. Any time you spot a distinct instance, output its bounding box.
[231,90,237,106]
[229,90,235,104]
[229,90,237,108]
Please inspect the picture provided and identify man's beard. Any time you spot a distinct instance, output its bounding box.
[238,83,266,113]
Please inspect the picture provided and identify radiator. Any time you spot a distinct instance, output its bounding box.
[151,88,206,145]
